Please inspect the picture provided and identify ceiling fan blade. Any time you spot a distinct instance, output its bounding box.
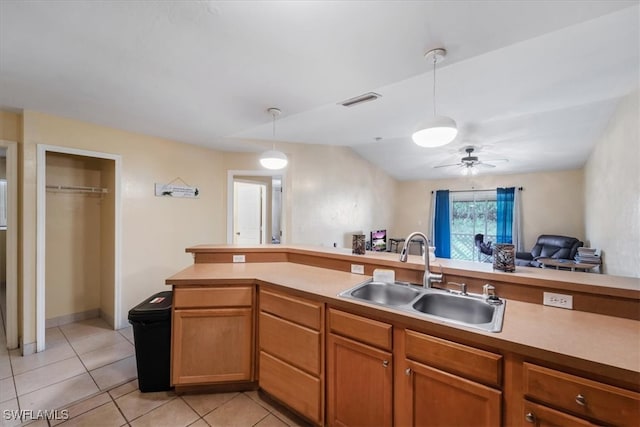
[433,162,462,169]
[476,162,496,168]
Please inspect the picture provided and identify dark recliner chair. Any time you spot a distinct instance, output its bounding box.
[516,235,583,267]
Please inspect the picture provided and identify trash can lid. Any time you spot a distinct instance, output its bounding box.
[128,290,172,322]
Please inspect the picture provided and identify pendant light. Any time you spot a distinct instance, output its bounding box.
[259,107,288,170]
[412,48,458,147]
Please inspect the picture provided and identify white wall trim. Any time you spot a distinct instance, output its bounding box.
[36,144,123,352]
[227,170,286,244]
[0,140,18,349]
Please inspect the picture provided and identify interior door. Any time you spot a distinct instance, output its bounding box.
[233,181,265,245]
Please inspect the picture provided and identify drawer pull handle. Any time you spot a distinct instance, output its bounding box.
[575,394,587,406]
[525,412,536,423]
[382,360,389,368]
[405,368,412,376]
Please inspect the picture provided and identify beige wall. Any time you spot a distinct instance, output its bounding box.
[224,144,399,248]
[21,111,228,345]
[0,111,21,142]
[584,90,639,277]
[393,169,585,252]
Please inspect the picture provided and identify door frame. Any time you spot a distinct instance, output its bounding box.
[227,170,286,244]
[0,140,18,349]
[36,144,122,352]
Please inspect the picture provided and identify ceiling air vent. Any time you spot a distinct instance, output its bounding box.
[339,92,382,107]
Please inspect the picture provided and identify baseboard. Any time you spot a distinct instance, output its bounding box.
[20,338,36,356]
[100,309,115,329]
[45,308,100,329]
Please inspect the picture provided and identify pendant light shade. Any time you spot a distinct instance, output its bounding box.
[413,48,457,148]
[260,107,288,170]
[260,149,288,170]
[412,115,458,147]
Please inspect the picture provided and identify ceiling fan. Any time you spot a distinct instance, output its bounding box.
[434,146,507,175]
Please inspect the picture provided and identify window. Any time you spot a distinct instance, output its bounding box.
[450,191,496,261]
[0,179,6,229]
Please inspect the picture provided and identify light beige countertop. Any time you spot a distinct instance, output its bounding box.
[166,261,640,382]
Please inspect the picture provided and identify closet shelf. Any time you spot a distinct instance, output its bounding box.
[46,185,109,194]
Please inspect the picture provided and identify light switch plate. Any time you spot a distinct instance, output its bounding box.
[232,254,246,263]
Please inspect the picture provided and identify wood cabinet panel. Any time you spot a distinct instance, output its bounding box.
[327,333,392,427]
[174,286,252,308]
[328,308,392,351]
[405,329,502,387]
[523,362,640,426]
[259,351,322,424]
[260,289,322,330]
[259,311,320,375]
[172,308,253,385]
[404,359,502,427]
[523,400,596,426]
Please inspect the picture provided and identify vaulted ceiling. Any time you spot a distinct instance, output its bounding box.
[1,1,638,180]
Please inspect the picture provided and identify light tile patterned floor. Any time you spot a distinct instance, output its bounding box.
[0,315,309,427]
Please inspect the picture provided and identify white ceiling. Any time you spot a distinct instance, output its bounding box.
[1,1,638,180]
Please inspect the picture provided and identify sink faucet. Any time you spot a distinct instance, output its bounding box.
[399,232,443,288]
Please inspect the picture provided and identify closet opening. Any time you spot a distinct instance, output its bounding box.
[36,145,121,352]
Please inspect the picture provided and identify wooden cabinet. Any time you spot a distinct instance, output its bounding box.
[397,329,502,427]
[327,309,393,427]
[258,289,324,425]
[171,286,254,386]
[522,362,640,427]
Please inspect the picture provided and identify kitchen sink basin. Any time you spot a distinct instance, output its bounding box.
[349,281,421,306]
[411,293,495,325]
[339,280,505,333]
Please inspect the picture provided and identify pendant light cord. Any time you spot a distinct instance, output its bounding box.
[272,110,276,150]
[432,53,437,117]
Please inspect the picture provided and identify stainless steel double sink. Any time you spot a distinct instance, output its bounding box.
[338,280,505,333]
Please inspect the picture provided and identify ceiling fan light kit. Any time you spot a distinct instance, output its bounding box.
[260,107,288,170]
[412,47,458,148]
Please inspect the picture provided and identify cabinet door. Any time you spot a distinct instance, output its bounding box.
[404,359,502,427]
[172,308,253,385]
[327,333,392,427]
[523,401,596,427]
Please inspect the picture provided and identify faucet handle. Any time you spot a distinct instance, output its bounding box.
[447,282,467,295]
[482,284,495,298]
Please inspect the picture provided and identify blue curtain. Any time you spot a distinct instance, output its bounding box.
[496,187,515,244]
[434,190,451,258]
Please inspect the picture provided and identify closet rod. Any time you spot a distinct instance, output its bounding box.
[46,184,108,194]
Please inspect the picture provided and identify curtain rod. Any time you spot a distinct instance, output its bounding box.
[430,187,523,194]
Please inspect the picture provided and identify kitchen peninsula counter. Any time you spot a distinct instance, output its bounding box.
[167,245,640,387]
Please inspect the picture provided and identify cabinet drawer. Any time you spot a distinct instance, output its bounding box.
[260,289,322,330]
[328,308,392,351]
[260,351,322,425]
[259,312,321,375]
[523,362,640,426]
[405,330,502,387]
[174,286,252,308]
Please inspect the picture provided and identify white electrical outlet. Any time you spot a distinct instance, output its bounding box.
[232,254,246,263]
[543,292,573,309]
[351,264,365,275]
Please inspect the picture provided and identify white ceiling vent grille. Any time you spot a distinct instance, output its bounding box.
[339,92,382,107]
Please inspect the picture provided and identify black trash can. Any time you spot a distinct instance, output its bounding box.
[128,290,172,392]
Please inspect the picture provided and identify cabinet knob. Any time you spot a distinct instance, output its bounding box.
[382,360,389,368]
[405,368,412,376]
[525,412,536,423]
[575,394,587,406]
